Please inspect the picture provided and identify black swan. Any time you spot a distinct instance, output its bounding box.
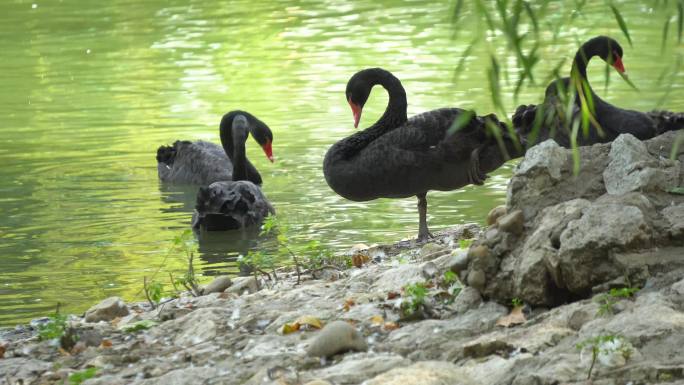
[323,68,523,241]
[513,36,684,147]
[157,110,274,185]
[192,114,275,231]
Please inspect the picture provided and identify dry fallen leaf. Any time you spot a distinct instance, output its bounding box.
[384,322,400,331]
[293,315,323,329]
[0,344,5,359]
[351,253,370,268]
[370,315,384,325]
[281,323,300,335]
[343,298,356,312]
[387,291,400,300]
[496,306,527,328]
[100,339,113,348]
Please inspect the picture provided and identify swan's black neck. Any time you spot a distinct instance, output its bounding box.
[231,128,248,182]
[571,37,613,80]
[338,69,408,159]
[219,112,262,185]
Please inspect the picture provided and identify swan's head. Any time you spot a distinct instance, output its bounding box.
[346,69,378,128]
[582,36,625,74]
[248,116,274,163]
[221,111,274,163]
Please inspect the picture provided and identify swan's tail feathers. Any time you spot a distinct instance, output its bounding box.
[512,104,538,135]
[648,110,684,135]
[156,140,191,165]
[192,181,272,231]
[156,145,176,164]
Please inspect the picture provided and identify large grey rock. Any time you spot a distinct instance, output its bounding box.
[0,358,51,385]
[136,367,221,385]
[84,297,129,322]
[227,276,260,295]
[371,264,424,293]
[307,353,409,385]
[558,203,651,293]
[201,276,232,294]
[662,203,684,239]
[306,321,367,358]
[363,361,479,385]
[604,134,680,195]
[516,140,567,181]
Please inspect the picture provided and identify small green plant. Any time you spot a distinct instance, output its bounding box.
[595,287,639,316]
[458,238,473,249]
[401,283,429,317]
[121,320,158,333]
[441,270,462,300]
[240,250,277,285]
[443,270,458,286]
[67,367,98,385]
[37,305,68,341]
[511,297,523,308]
[143,278,164,309]
[576,334,632,380]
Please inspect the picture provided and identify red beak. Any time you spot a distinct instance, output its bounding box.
[262,141,274,163]
[612,55,625,73]
[348,99,362,128]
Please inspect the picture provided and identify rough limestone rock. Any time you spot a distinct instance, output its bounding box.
[227,276,259,295]
[471,131,684,306]
[306,320,367,358]
[201,276,232,294]
[604,134,680,195]
[84,296,129,322]
[306,353,410,385]
[363,361,479,385]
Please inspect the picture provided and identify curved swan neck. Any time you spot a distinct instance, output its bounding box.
[231,119,249,182]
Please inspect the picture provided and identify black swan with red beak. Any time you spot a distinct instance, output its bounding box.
[192,114,274,231]
[157,110,274,186]
[513,36,684,147]
[323,68,523,241]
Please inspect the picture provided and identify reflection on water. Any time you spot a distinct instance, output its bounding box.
[0,0,682,325]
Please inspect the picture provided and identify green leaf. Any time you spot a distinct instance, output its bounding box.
[662,17,671,54]
[669,187,684,195]
[453,37,479,84]
[121,320,159,333]
[447,110,475,135]
[610,3,633,47]
[678,0,684,43]
[69,367,98,385]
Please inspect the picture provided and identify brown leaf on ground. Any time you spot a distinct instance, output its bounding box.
[343,298,356,311]
[352,253,370,268]
[282,315,324,334]
[496,306,527,327]
[387,291,400,300]
[370,315,384,325]
[384,322,400,331]
[100,339,113,348]
[0,344,5,359]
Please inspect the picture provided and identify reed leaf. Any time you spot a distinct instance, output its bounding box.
[662,17,671,54]
[447,110,475,135]
[453,38,479,84]
[610,4,633,47]
[523,1,539,35]
[678,0,683,43]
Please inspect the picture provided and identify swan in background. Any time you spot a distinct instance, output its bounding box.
[157,110,273,185]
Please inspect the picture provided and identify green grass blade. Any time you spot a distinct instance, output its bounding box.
[618,72,639,91]
[453,37,479,84]
[678,0,683,43]
[610,3,633,47]
[523,1,539,35]
[447,110,476,135]
[662,17,671,54]
[570,119,581,175]
[450,0,466,38]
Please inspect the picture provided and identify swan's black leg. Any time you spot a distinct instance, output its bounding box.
[467,147,487,185]
[417,192,432,242]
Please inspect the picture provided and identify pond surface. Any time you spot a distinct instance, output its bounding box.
[1,0,682,326]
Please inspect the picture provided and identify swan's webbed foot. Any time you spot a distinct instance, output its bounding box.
[417,229,434,243]
[468,147,487,186]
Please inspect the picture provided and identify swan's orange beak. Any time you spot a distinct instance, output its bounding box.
[348,99,362,128]
[262,141,274,163]
[612,55,625,74]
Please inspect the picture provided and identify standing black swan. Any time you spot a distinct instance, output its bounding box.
[192,114,275,231]
[157,110,274,186]
[323,68,523,241]
[513,36,684,147]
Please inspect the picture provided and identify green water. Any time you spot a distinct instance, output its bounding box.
[1,0,682,326]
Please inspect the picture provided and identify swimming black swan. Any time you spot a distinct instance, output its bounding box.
[192,114,275,231]
[157,110,274,185]
[513,36,684,147]
[323,68,523,241]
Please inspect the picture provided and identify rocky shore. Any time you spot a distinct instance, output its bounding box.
[2,132,683,385]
